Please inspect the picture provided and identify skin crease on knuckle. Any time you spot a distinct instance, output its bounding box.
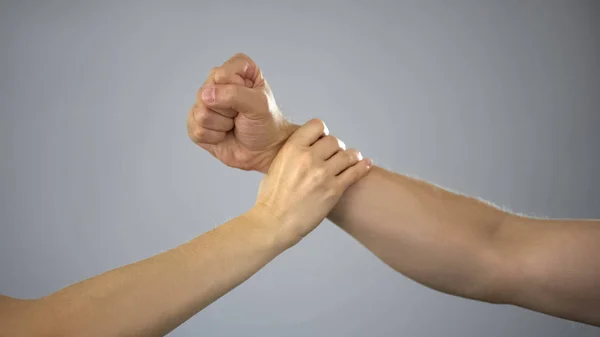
[194,108,208,125]
[194,129,210,144]
[346,150,359,166]
[311,167,329,186]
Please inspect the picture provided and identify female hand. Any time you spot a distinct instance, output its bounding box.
[254,119,373,245]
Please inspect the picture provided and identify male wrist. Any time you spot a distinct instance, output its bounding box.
[281,122,301,142]
[256,122,301,174]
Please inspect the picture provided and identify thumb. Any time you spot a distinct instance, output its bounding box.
[200,84,268,119]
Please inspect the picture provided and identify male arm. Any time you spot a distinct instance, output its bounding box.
[189,53,600,326]
[327,166,600,325]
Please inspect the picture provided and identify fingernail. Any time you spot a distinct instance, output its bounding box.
[202,86,215,103]
[322,122,329,136]
[356,151,363,161]
[365,158,374,168]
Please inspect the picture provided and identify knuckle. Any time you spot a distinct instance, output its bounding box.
[213,67,227,82]
[232,52,250,60]
[346,149,360,164]
[312,167,328,182]
[193,108,208,123]
[299,151,313,167]
[188,127,203,143]
[310,118,327,134]
[193,129,206,141]
[337,150,353,167]
[324,184,340,200]
[342,151,354,166]
[219,85,236,103]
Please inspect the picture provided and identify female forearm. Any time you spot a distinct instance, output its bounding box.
[2,119,371,337]
[17,207,291,337]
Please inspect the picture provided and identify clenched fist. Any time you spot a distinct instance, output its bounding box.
[187,53,298,173]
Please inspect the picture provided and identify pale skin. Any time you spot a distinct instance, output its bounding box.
[0,120,373,337]
[188,53,600,326]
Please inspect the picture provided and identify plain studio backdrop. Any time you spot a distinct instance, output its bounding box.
[0,1,599,336]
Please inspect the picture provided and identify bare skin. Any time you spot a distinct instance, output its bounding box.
[0,120,373,337]
[188,53,600,326]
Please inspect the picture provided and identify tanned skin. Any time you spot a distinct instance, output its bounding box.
[188,53,600,326]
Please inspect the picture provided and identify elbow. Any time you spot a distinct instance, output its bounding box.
[477,214,526,305]
[459,214,520,304]
[473,247,519,304]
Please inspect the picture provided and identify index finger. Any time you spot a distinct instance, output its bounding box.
[218,53,263,87]
[287,119,329,147]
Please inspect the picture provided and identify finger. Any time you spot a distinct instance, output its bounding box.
[336,158,374,190]
[191,106,234,132]
[198,85,237,119]
[195,67,238,118]
[200,84,266,118]
[188,127,227,145]
[213,64,247,87]
[219,53,263,87]
[327,149,362,175]
[187,109,227,144]
[210,53,261,118]
[287,119,329,146]
[311,135,346,160]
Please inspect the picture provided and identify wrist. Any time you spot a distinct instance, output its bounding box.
[257,121,301,174]
[244,203,301,250]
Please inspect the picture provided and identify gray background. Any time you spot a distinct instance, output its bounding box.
[0,0,598,336]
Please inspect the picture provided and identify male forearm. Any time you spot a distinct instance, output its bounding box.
[327,166,510,301]
[327,165,600,324]
[7,207,290,337]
